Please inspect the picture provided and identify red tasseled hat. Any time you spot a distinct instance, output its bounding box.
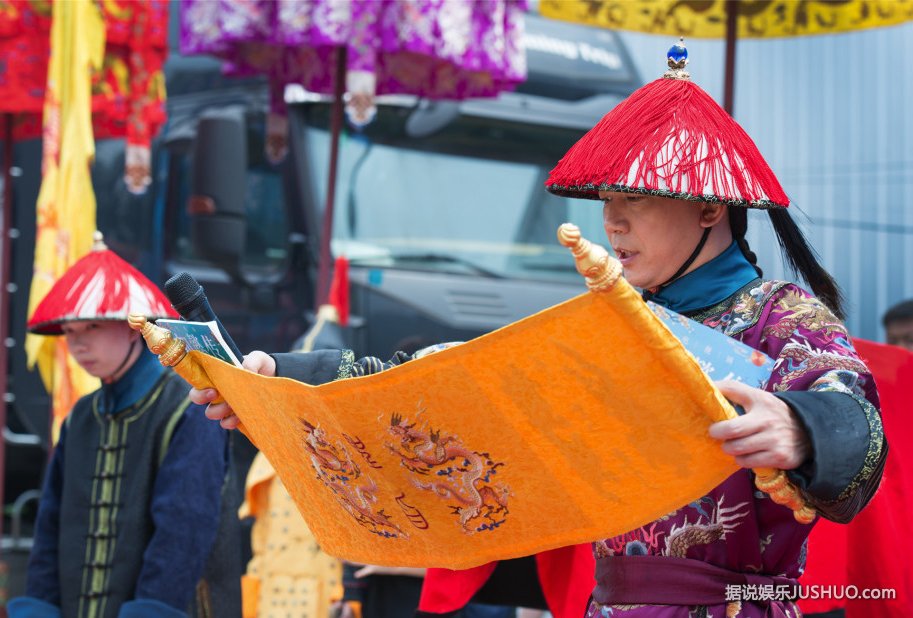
[546,40,789,209]
[27,232,178,335]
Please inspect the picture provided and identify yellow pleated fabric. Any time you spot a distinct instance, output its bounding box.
[182,275,740,569]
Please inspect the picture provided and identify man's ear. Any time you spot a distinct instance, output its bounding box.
[699,202,727,228]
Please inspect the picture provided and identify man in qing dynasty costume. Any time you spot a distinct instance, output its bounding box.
[193,42,886,618]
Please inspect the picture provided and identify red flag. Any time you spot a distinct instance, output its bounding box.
[799,339,913,617]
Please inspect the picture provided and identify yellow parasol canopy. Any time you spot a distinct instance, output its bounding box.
[540,0,913,113]
[540,0,913,39]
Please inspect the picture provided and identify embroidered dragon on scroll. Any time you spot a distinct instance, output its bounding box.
[300,420,406,539]
[386,410,510,534]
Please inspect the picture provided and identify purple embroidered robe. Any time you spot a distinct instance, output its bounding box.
[587,280,885,618]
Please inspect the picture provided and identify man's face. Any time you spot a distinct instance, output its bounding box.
[598,190,714,290]
[886,318,913,352]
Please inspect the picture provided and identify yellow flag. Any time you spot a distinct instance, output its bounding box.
[540,0,913,39]
[25,0,105,440]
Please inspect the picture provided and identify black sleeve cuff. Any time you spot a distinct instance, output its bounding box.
[270,350,345,385]
[341,563,366,603]
[775,391,871,501]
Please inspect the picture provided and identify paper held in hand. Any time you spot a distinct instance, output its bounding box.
[154,319,243,367]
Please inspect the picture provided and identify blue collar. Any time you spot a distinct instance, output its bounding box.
[98,348,164,415]
[648,241,759,314]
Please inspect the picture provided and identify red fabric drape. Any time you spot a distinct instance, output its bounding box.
[418,545,595,618]
[800,339,913,616]
[419,562,499,613]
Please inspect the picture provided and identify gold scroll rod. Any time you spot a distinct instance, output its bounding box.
[556,223,816,524]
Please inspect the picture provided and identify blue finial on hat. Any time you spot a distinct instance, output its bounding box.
[664,38,690,80]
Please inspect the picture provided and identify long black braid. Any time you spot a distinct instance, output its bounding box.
[767,208,846,320]
[729,206,845,320]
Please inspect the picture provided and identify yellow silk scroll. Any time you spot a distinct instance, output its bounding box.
[147,227,749,570]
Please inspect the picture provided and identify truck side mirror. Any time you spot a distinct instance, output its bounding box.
[188,114,247,270]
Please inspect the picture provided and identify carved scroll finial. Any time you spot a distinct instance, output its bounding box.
[128,313,187,367]
[557,223,623,292]
[754,468,817,524]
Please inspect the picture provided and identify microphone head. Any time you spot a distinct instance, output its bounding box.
[164,272,205,313]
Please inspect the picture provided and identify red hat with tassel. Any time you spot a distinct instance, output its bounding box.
[27,231,178,335]
[546,39,789,209]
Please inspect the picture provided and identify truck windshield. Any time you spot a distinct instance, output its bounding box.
[296,102,607,281]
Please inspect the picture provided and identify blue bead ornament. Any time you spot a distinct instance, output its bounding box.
[663,37,690,79]
[668,39,688,62]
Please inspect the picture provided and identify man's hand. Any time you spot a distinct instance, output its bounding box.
[709,380,812,470]
[189,351,276,430]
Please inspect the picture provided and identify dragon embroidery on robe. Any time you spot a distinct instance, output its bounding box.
[772,340,870,391]
[591,497,750,616]
[386,411,510,533]
[662,497,750,558]
[762,291,847,340]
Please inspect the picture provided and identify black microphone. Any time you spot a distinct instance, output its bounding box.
[164,272,244,361]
